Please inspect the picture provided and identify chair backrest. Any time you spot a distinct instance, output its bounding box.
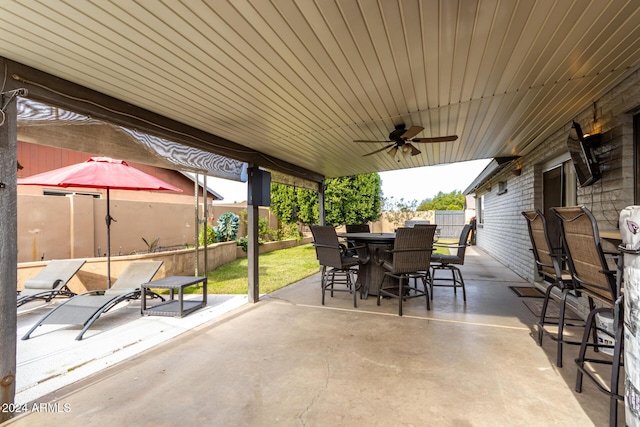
[310,225,344,270]
[23,259,86,290]
[389,226,436,274]
[454,224,473,260]
[551,206,616,304]
[108,261,163,294]
[521,209,559,278]
[346,224,370,233]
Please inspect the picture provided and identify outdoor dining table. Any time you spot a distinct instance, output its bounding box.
[338,232,396,297]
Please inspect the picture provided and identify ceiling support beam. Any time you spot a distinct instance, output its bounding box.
[3,58,324,185]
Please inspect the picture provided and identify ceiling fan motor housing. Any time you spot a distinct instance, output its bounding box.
[389,125,407,141]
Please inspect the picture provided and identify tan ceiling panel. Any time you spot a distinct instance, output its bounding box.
[1,0,640,178]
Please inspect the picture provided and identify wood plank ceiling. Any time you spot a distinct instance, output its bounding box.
[1,0,640,179]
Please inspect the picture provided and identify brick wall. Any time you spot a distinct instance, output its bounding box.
[474,68,640,283]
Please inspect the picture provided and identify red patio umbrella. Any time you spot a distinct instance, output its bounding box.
[18,157,183,287]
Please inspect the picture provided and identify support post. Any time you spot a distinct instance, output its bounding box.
[194,174,199,276]
[203,174,208,277]
[318,180,326,226]
[0,88,19,422]
[247,203,259,303]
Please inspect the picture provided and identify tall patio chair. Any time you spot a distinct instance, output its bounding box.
[552,206,623,427]
[521,209,584,367]
[17,259,86,307]
[311,225,367,307]
[345,224,370,233]
[376,225,436,316]
[22,261,164,341]
[429,224,472,301]
[344,224,371,256]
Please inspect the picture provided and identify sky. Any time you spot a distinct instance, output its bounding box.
[209,158,492,204]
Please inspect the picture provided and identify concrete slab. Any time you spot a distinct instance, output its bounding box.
[4,247,624,426]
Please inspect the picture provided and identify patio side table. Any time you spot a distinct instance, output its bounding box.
[141,276,207,317]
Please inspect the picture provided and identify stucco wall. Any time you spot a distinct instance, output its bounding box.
[474,68,640,284]
[17,241,236,292]
[17,194,277,263]
[18,194,197,262]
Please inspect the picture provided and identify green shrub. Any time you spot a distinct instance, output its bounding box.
[199,224,216,246]
[215,212,240,242]
[236,236,265,252]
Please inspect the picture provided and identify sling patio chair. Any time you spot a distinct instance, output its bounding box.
[22,261,164,341]
[522,209,584,368]
[429,224,472,301]
[376,225,436,316]
[552,205,623,427]
[17,259,86,308]
[311,225,368,307]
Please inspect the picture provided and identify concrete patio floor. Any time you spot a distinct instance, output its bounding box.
[5,246,624,426]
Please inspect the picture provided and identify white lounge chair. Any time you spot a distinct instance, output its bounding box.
[22,261,163,340]
[17,259,86,307]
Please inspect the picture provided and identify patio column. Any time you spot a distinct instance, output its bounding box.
[194,174,199,275]
[0,87,20,421]
[318,180,325,226]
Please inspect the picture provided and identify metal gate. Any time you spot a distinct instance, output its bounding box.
[434,211,465,238]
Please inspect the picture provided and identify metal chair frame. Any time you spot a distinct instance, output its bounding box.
[376,226,436,316]
[311,225,367,307]
[522,209,585,367]
[552,205,623,427]
[429,224,472,301]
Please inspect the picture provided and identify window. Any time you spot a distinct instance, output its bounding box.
[43,190,101,198]
[497,181,507,195]
[477,195,484,224]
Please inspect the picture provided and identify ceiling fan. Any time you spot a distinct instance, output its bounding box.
[355,124,458,158]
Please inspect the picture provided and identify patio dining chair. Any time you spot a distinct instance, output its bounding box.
[344,224,371,256]
[17,259,86,307]
[429,224,472,301]
[376,225,436,316]
[521,209,584,367]
[310,225,368,307]
[552,205,623,427]
[345,224,370,233]
[22,261,164,341]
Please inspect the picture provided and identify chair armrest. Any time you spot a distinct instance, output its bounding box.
[433,243,467,249]
[388,247,433,253]
[373,247,387,266]
[314,243,339,250]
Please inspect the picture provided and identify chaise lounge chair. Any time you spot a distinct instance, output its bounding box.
[17,259,87,308]
[22,261,164,341]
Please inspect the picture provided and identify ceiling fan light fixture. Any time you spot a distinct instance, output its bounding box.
[387,146,398,158]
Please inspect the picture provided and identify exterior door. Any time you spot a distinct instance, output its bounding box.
[543,160,576,250]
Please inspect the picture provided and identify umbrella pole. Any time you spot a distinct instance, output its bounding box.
[105,187,113,288]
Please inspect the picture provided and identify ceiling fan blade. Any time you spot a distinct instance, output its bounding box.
[407,143,421,156]
[362,143,396,157]
[354,139,391,143]
[411,135,458,143]
[401,126,424,139]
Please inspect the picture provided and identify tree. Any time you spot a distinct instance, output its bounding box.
[324,173,382,226]
[270,173,382,226]
[383,197,418,229]
[418,190,465,211]
[270,184,297,224]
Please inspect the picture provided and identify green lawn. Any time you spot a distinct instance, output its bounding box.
[181,239,455,295]
[201,244,320,294]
